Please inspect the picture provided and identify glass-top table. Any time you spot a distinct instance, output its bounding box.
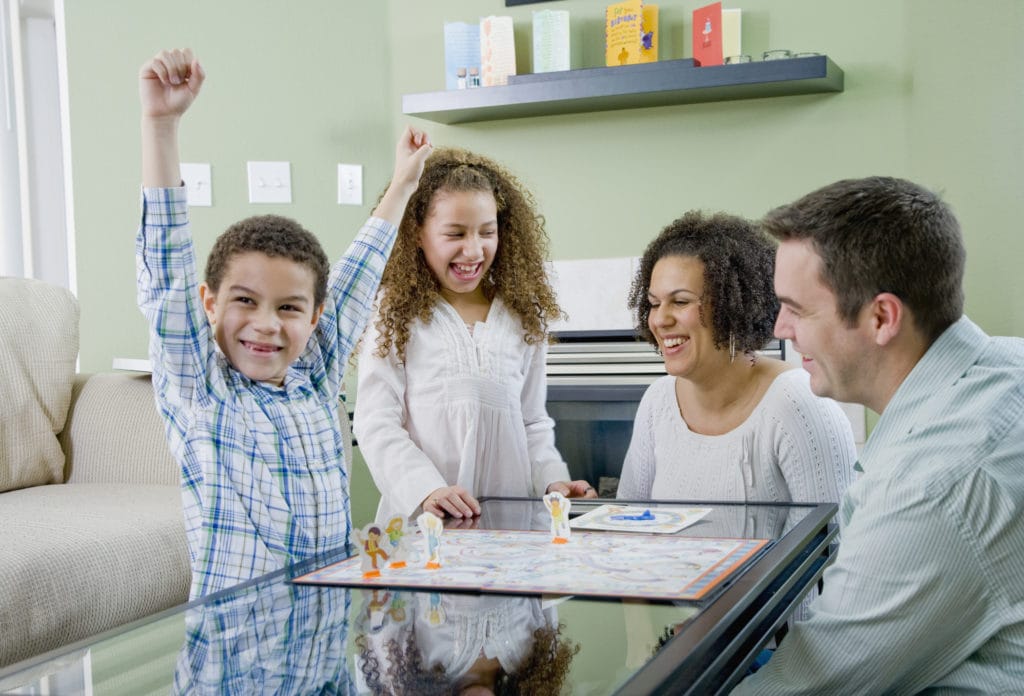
[0,498,836,695]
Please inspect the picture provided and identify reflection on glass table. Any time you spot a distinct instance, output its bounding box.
[0,498,836,695]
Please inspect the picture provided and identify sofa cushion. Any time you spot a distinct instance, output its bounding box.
[0,277,79,493]
[0,483,190,667]
[61,372,178,485]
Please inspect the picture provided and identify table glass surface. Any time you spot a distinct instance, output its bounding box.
[0,498,832,696]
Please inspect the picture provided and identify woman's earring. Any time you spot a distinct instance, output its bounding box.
[729,333,736,364]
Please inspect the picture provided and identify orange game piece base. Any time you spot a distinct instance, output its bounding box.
[362,569,381,578]
[552,537,569,544]
[425,562,441,570]
[389,561,407,569]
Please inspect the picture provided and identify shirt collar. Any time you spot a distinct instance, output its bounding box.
[858,316,987,472]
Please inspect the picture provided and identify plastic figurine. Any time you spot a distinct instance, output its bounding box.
[417,511,444,570]
[365,589,392,633]
[384,514,411,569]
[424,592,447,627]
[353,522,390,578]
[543,491,572,544]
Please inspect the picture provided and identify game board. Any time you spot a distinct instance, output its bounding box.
[292,529,769,601]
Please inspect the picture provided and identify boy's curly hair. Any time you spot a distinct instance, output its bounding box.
[628,211,779,358]
[372,147,563,360]
[205,215,330,306]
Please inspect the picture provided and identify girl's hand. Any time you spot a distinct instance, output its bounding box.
[139,48,204,121]
[372,126,432,225]
[422,485,480,519]
[546,480,599,499]
[392,125,433,191]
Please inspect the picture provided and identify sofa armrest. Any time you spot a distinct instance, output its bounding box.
[60,373,178,485]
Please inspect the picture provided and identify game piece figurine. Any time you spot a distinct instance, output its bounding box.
[357,589,410,634]
[384,514,411,569]
[424,592,447,627]
[363,589,393,633]
[353,522,390,578]
[416,511,444,570]
[543,491,572,544]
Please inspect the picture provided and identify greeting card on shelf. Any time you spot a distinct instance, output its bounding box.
[605,0,641,66]
[722,8,742,60]
[443,21,480,90]
[641,4,659,63]
[481,15,517,86]
[532,8,571,73]
[693,1,723,67]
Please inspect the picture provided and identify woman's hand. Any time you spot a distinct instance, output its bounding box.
[546,480,599,499]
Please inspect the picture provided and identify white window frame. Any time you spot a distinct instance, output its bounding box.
[0,0,75,292]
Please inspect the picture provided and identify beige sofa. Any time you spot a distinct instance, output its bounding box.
[0,277,189,668]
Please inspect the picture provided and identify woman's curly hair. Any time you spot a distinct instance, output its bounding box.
[627,211,779,358]
[372,147,563,360]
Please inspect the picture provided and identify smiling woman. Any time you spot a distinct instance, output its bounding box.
[616,210,857,507]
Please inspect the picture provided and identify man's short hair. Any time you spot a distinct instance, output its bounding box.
[760,176,965,343]
[205,215,330,307]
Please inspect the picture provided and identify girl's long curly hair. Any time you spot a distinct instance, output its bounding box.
[356,622,580,695]
[372,147,563,360]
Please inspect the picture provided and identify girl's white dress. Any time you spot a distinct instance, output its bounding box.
[355,297,570,519]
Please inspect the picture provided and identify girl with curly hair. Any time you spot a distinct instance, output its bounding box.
[616,211,856,505]
[354,148,597,521]
[355,594,579,696]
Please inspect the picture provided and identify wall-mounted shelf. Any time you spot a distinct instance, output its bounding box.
[403,55,843,124]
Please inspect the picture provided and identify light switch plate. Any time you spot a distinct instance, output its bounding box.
[180,162,212,206]
[337,163,363,206]
[247,161,292,203]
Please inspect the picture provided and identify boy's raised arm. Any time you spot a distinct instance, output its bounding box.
[140,48,205,188]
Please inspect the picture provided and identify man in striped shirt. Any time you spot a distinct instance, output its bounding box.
[136,48,431,598]
[733,177,1024,694]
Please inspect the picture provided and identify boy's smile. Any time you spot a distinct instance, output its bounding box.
[200,251,323,386]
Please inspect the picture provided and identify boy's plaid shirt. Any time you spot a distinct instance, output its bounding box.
[136,187,395,599]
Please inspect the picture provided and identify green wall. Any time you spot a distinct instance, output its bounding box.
[64,0,395,373]
[65,0,1024,374]
[64,1,1023,521]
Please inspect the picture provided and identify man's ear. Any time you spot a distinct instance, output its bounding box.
[867,292,905,347]
[199,283,217,324]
